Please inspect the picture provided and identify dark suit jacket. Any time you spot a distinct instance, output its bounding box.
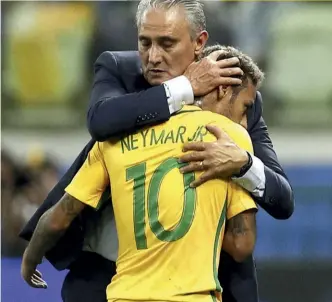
[20,51,294,301]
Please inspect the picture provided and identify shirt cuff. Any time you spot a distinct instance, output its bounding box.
[163,75,194,114]
[232,155,266,198]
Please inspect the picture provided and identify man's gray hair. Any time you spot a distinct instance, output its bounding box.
[202,45,265,88]
[136,0,206,37]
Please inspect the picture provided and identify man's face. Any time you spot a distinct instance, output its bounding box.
[138,6,206,85]
[201,79,257,129]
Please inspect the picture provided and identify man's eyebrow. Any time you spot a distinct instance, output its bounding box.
[157,36,178,42]
[138,35,178,42]
[138,35,149,40]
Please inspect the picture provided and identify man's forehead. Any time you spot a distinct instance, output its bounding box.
[139,6,189,36]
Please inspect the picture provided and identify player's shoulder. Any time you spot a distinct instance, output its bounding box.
[201,111,253,151]
[182,108,240,131]
[184,108,224,122]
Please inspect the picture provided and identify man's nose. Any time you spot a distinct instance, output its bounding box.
[148,45,162,65]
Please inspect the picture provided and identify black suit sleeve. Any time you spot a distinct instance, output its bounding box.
[249,93,295,219]
[87,52,171,141]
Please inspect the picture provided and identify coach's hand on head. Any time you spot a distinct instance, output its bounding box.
[184,50,243,97]
[179,45,264,187]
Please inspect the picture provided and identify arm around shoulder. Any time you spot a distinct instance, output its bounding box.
[87,51,171,141]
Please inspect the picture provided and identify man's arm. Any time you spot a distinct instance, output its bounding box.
[222,209,256,263]
[88,52,171,141]
[21,193,85,287]
[248,116,294,219]
[222,180,257,263]
[242,92,294,219]
[23,193,85,266]
[88,51,243,141]
[21,142,109,277]
[218,179,258,302]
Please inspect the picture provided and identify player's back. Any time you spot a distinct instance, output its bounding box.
[102,106,253,302]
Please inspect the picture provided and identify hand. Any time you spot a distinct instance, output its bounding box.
[183,50,243,97]
[21,249,47,289]
[178,125,248,187]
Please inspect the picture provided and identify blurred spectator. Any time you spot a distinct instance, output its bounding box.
[1,149,60,257]
[25,147,61,195]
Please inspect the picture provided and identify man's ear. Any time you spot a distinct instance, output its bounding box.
[194,30,209,57]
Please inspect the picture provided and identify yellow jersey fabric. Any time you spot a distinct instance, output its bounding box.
[65,105,257,302]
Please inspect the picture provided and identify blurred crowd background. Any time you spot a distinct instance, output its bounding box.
[1,1,332,302]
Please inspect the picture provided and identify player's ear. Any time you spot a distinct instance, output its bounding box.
[218,86,232,102]
[217,86,226,102]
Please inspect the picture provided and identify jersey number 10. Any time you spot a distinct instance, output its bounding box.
[126,158,197,250]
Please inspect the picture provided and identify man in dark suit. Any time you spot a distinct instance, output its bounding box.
[20,1,294,302]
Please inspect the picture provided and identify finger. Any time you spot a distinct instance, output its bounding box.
[190,170,215,187]
[179,161,206,174]
[216,57,240,68]
[31,276,48,288]
[26,278,43,288]
[31,279,48,289]
[178,152,206,164]
[206,125,233,143]
[182,141,207,152]
[219,67,243,77]
[217,77,242,86]
[34,270,43,278]
[205,124,224,140]
[207,50,225,61]
[33,273,46,284]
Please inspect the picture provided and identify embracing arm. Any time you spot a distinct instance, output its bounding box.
[23,193,85,267]
[250,116,294,219]
[222,209,257,262]
[88,51,242,141]
[88,52,190,141]
[234,93,294,219]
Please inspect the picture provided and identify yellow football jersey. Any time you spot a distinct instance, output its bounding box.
[66,105,257,302]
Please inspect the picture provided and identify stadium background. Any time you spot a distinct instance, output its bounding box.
[1,1,332,302]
